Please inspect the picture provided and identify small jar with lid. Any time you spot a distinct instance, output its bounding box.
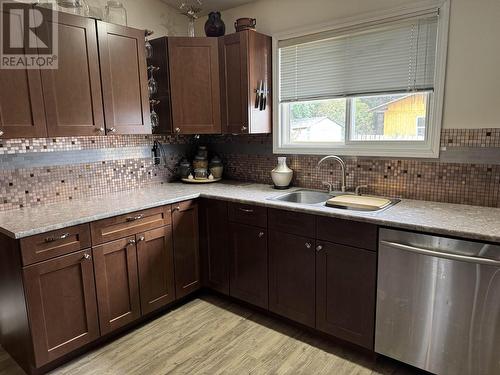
[178,158,191,179]
[209,156,223,179]
[192,155,208,170]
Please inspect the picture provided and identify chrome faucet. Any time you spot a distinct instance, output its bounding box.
[317,155,347,193]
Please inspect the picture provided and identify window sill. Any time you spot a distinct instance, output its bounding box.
[273,143,441,158]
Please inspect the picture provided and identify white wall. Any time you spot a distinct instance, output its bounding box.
[198,0,500,129]
[88,0,187,37]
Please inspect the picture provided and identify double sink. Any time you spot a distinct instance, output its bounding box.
[269,189,400,212]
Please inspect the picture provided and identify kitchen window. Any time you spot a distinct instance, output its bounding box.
[274,1,449,158]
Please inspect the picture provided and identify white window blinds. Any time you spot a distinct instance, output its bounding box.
[279,13,439,103]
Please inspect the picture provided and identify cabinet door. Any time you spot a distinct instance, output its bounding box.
[172,201,200,298]
[93,237,141,335]
[247,31,272,134]
[98,21,151,134]
[269,231,316,328]
[168,37,221,134]
[316,241,376,349]
[219,32,248,134]
[136,226,175,314]
[37,10,105,137]
[23,250,99,367]
[0,5,47,139]
[229,222,268,309]
[201,199,229,295]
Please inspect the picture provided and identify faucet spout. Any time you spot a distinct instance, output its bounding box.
[317,155,347,193]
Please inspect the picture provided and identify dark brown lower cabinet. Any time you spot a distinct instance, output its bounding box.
[93,236,141,335]
[137,226,176,314]
[201,199,230,294]
[316,241,377,349]
[172,200,201,298]
[22,250,99,367]
[229,222,268,309]
[269,231,316,328]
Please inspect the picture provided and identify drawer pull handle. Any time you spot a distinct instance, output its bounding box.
[173,206,181,211]
[82,253,91,261]
[126,214,144,222]
[137,236,145,242]
[238,208,254,213]
[305,242,312,249]
[44,233,71,243]
[316,245,323,252]
[258,232,265,238]
[127,239,136,246]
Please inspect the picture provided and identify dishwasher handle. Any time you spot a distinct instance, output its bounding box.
[380,240,500,266]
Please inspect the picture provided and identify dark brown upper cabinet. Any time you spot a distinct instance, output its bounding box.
[98,21,151,135]
[0,4,47,139]
[23,250,100,367]
[219,30,272,134]
[37,10,105,137]
[172,200,201,298]
[167,37,221,135]
[0,7,151,139]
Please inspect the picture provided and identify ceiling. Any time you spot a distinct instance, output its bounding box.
[162,0,257,15]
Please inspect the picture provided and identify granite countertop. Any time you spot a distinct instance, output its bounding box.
[1,181,500,243]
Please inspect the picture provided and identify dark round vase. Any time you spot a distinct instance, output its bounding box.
[205,11,225,37]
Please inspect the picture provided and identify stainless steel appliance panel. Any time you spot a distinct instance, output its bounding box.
[376,228,500,375]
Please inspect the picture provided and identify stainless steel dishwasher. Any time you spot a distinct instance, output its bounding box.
[376,228,500,375]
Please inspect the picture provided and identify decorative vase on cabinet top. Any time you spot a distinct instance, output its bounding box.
[205,11,226,37]
[271,157,293,189]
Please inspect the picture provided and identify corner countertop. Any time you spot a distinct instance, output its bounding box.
[1,181,500,243]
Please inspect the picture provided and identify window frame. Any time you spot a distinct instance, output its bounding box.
[272,0,450,158]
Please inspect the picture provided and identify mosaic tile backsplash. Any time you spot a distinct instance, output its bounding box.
[1,129,499,211]
[207,129,500,208]
[0,135,195,211]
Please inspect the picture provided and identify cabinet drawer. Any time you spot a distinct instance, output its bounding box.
[91,206,171,245]
[20,224,91,266]
[268,209,315,237]
[228,202,267,228]
[316,216,377,251]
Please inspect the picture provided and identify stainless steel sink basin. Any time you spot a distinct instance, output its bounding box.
[269,189,400,212]
[271,189,331,205]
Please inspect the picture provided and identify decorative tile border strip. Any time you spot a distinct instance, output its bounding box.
[0,134,194,155]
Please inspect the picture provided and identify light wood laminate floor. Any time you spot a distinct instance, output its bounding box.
[0,295,424,375]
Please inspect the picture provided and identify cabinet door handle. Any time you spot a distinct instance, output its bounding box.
[174,128,181,134]
[137,236,145,242]
[82,253,91,261]
[106,127,117,133]
[44,232,70,243]
[0,130,4,137]
[127,239,136,246]
[316,245,323,252]
[241,125,248,132]
[238,207,254,213]
[96,127,105,133]
[172,205,181,211]
[126,214,143,222]
[305,242,312,249]
[258,232,265,238]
